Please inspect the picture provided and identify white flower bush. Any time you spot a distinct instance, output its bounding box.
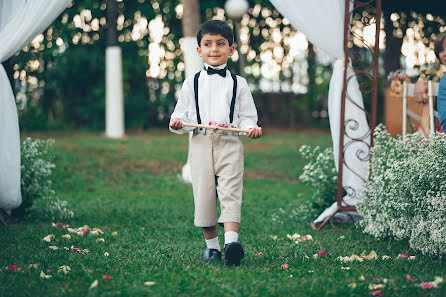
[357,125,446,256]
[12,138,74,221]
[298,145,337,211]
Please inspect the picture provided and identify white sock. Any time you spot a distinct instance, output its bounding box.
[205,236,221,251]
[224,231,239,246]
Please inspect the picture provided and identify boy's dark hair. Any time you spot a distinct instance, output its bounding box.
[197,20,234,46]
[434,31,446,60]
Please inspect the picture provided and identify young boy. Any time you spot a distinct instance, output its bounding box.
[169,20,262,266]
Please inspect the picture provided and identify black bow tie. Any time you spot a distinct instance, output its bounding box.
[206,66,227,77]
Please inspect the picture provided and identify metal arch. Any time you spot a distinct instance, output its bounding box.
[313,0,381,231]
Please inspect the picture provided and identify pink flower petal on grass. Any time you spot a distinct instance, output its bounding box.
[103,274,111,280]
[406,275,411,281]
[371,290,383,296]
[6,265,20,271]
[281,264,289,269]
[373,277,379,283]
[256,252,263,256]
[401,253,408,259]
[421,282,434,289]
[318,250,327,256]
[71,247,80,252]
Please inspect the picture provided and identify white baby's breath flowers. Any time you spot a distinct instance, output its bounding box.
[20,138,74,221]
[357,125,446,256]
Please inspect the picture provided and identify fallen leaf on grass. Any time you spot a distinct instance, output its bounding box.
[144,281,156,286]
[348,283,357,288]
[62,234,71,240]
[96,238,105,243]
[49,246,59,250]
[360,275,365,281]
[43,234,55,242]
[381,255,390,260]
[89,280,98,289]
[112,232,118,237]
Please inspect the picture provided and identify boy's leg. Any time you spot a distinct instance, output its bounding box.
[202,226,221,262]
[203,226,218,239]
[214,135,244,265]
[190,133,221,262]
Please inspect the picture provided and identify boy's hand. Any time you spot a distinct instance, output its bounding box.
[247,127,262,139]
[169,118,183,130]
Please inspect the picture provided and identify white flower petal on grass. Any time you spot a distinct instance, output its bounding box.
[112,232,118,237]
[144,281,156,286]
[40,271,52,279]
[104,252,109,257]
[89,280,98,289]
[57,265,71,274]
[62,234,71,240]
[43,234,55,242]
[49,246,59,250]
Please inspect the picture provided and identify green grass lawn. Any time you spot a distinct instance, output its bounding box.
[1,129,445,296]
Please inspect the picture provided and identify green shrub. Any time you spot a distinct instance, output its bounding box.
[357,125,446,256]
[298,145,338,212]
[12,138,74,221]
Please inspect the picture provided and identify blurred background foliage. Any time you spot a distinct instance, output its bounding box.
[7,0,445,131]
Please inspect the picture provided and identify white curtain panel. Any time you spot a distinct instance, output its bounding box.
[269,0,371,223]
[0,0,70,210]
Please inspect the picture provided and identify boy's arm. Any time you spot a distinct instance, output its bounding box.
[237,78,259,131]
[169,80,196,134]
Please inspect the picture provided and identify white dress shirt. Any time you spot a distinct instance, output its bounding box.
[170,63,259,134]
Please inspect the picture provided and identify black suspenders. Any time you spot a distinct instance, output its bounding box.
[193,70,237,125]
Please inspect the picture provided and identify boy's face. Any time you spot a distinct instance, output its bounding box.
[197,33,235,67]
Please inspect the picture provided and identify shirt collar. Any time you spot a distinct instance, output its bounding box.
[204,63,227,70]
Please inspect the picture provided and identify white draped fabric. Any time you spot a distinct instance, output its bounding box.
[269,0,371,223]
[0,0,70,210]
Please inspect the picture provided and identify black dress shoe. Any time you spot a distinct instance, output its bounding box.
[224,242,244,266]
[203,248,222,263]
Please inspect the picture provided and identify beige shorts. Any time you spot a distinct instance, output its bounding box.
[190,128,244,227]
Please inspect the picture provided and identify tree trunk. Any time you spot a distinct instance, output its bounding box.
[105,0,124,138]
[180,0,202,183]
[306,42,316,124]
[383,10,403,76]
